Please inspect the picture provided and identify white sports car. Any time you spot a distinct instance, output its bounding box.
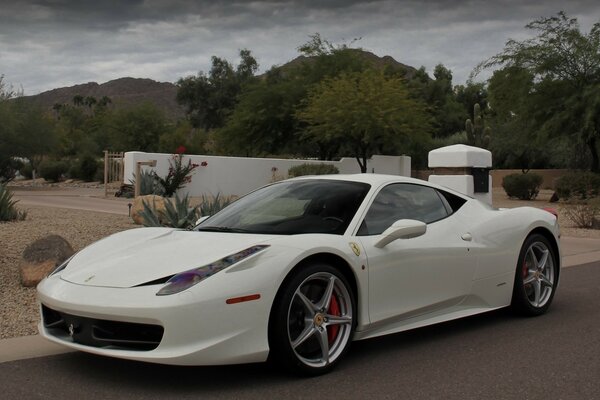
[38,174,560,374]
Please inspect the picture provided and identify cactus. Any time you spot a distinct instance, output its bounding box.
[466,103,491,148]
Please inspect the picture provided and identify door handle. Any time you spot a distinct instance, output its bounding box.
[461,233,472,242]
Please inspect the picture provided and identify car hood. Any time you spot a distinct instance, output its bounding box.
[60,228,277,288]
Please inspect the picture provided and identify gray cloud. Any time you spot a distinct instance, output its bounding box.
[1,0,599,94]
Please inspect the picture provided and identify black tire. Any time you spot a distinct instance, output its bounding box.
[269,263,356,375]
[511,233,559,316]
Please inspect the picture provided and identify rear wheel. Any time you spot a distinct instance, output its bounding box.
[511,234,558,316]
[269,263,355,375]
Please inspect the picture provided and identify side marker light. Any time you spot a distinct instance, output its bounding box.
[226,294,261,304]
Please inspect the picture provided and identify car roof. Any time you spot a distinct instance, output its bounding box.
[289,173,470,199]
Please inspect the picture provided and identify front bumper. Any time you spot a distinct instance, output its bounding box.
[37,274,273,366]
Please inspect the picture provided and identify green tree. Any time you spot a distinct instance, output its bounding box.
[0,75,19,101]
[293,33,368,84]
[455,80,488,119]
[158,120,207,155]
[72,94,84,107]
[214,35,371,158]
[12,100,58,174]
[106,102,168,152]
[409,64,467,138]
[465,103,491,148]
[479,12,600,171]
[216,78,307,157]
[0,77,20,181]
[55,104,89,156]
[297,69,430,172]
[176,49,258,131]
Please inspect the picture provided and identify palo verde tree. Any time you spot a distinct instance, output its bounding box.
[297,69,430,172]
[479,12,600,171]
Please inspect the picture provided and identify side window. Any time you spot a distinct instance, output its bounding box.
[357,183,449,236]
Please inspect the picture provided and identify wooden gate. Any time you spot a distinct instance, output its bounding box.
[103,151,124,197]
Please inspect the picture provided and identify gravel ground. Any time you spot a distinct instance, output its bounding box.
[0,206,137,339]
[0,187,597,340]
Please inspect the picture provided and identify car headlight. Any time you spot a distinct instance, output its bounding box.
[156,245,269,296]
[48,254,76,277]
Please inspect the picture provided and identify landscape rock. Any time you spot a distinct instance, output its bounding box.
[131,195,166,225]
[19,234,74,287]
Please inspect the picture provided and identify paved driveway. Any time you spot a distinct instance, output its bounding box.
[12,187,131,215]
[1,262,599,399]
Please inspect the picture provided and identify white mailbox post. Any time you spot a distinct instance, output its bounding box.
[428,144,493,206]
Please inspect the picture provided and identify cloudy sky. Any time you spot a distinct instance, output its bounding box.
[1,0,599,95]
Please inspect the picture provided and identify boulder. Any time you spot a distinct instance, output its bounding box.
[20,235,74,287]
[131,195,166,225]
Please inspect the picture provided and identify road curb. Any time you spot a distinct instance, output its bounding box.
[0,334,73,363]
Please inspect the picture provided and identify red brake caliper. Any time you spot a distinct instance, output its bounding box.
[523,259,528,279]
[327,294,341,344]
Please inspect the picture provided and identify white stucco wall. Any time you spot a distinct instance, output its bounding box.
[124,152,411,197]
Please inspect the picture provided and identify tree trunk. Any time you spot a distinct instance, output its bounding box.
[588,137,599,173]
[355,156,366,173]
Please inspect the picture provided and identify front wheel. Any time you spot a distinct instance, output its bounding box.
[511,234,559,316]
[269,263,356,375]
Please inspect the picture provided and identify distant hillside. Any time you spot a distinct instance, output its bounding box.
[22,51,421,121]
[23,77,185,120]
[274,49,422,79]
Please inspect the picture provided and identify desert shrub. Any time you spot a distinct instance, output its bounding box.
[555,171,600,200]
[0,158,23,183]
[94,161,105,182]
[199,193,233,217]
[69,154,99,181]
[39,160,68,182]
[288,163,339,177]
[0,183,27,222]
[140,194,199,229]
[560,198,600,229]
[20,162,33,179]
[502,172,543,200]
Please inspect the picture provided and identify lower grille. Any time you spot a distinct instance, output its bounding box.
[42,304,164,351]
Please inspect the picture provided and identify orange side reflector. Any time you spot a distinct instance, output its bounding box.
[226,294,261,304]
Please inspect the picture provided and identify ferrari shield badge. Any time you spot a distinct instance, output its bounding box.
[349,242,361,257]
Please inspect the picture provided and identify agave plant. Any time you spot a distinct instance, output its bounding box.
[130,169,164,196]
[140,194,199,229]
[0,183,27,222]
[199,193,233,217]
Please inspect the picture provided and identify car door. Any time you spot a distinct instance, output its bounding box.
[356,183,477,324]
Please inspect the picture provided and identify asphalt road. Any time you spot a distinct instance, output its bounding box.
[1,262,599,400]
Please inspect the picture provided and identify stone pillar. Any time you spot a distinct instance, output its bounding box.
[428,144,492,206]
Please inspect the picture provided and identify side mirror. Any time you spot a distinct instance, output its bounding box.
[195,215,210,225]
[374,219,427,248]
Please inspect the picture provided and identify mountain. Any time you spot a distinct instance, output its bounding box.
[273,49,422,80]
[22,51,421,120]
[23,77,185,120]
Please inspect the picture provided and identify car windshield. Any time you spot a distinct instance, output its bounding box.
[196,179,370,235]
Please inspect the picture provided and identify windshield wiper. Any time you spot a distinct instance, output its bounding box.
[196,226,250,233]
